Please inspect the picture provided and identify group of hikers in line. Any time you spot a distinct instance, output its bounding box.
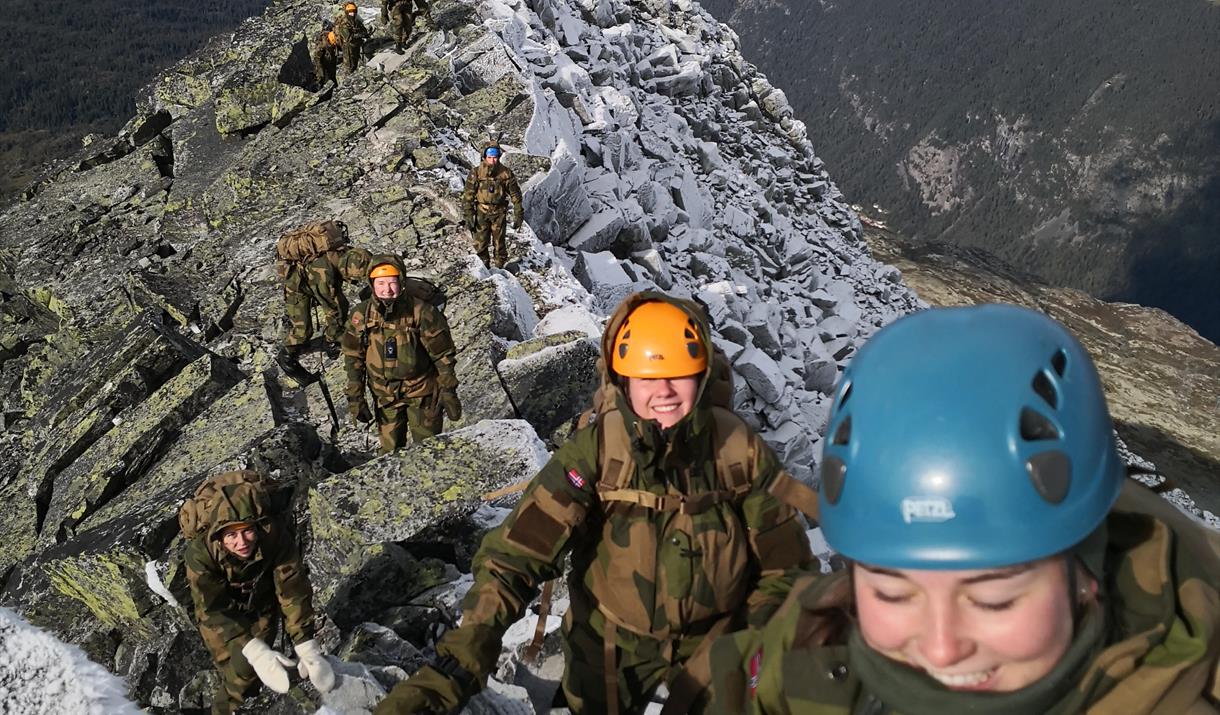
[188,287,1220,713]
[187,7,1220,711]
[274,137,521,450]
[309,0,433,86]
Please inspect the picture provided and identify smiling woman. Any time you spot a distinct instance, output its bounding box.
[708,304,1220,715]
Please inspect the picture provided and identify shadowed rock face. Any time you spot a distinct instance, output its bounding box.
[865,228,1220,519]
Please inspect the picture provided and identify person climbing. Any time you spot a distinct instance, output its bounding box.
[707,304,1220,714]
[373,291,817,714]
[309,21,341,86]
[335,2,369,74]
[460,139,523,269]
[341,255,460,452]
[381,0,432,53]
[275,219,371,378]
[182,470,336,715]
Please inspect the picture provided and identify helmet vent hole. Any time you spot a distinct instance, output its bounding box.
[618,344,628,359]
[821,455,847,505]
[684,328,695,339]
[1020,408,1060,442]
[686,342,699,358]
[1051,349,1068,377]
[1026,451,1072,504]
[1032,371,1058,409]
[622,329,631,340]
[838,382,853,408]
[832,416,852,446]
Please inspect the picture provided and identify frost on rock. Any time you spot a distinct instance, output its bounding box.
[485,0,922,484]
[0,608,142,715]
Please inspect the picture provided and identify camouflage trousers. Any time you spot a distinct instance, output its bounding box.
[283,282,347,348]
[389,4,423,48]
[472,207,508,268]
[311,47,338,85]
[200,613,277,715]
[559,604,713,714]
[374,393,443,452]
[342,41,364,72]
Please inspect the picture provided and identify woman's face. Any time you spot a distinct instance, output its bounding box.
[854,558,1091,692]
[220,525,259,560]
[626,376,699,429]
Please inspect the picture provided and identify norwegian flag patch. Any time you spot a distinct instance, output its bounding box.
[748,647,763,697]
[566,469,586,489]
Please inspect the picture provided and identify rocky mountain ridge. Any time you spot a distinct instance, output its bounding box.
[0,0,1214,711]
[0,0,921,709]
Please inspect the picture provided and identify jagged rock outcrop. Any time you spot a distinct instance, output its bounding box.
[0,0,1209,711]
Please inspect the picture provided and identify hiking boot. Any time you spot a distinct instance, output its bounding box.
[276,346,317,385]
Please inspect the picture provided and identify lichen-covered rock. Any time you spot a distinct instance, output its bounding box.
[40,353,244,548]
[497,331,599,438]
[307,420,548,608]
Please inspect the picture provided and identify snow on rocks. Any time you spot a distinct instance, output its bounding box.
[469,0,923,486]
[573,250,639,311]
[0,607,142,714]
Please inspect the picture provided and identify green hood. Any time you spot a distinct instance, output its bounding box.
[203,479,271,543]
[593,290,735,455]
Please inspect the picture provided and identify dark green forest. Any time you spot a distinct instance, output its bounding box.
[0,0,270,198]
[705,0,1220,342]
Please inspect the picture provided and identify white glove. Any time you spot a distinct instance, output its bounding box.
[294,639,337,692]
[241,637,297,694]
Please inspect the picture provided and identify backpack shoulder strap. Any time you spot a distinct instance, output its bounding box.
[709,407,755,498]
[596,409,635,492]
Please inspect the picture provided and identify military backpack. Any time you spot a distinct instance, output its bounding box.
[275,221,348,264]
[178,470,274,541]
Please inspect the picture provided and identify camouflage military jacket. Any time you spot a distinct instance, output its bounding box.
[311,30,340,59]
[341,294,457,404]
[280,246,369,300]
[335,13,369,45]
[461,162,523,214]
[184,517,317,661]
[436,397,814,683]
[708,480,1220,715]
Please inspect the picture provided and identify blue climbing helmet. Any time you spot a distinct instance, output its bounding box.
[818,304,1124,570]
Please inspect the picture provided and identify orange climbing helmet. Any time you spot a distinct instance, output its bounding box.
[611,300,708,378]
[326,30,338,46]
[344,2,357,12]
[369,262,401,279]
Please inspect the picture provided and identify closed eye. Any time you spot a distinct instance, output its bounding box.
[873,590,914,604]
[970,597,1016,612]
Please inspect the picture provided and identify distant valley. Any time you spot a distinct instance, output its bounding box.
[1,0,270,202]
[703,0,1220,343]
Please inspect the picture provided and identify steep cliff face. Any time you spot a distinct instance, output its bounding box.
[701,0,1220,344]
[0,0,922,709]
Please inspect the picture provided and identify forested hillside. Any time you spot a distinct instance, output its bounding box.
[0,0,270,200]
[704,0,1220,343]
